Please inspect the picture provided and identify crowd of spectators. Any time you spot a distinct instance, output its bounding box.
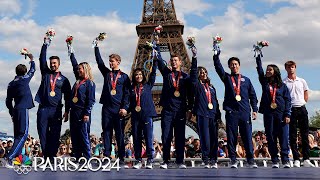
[1,129,320,161]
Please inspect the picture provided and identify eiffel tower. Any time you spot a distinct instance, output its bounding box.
[124,0,199,136]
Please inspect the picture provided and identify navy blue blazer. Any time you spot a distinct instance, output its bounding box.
[213,54,258,113]
[129,61,157,120]
[70,53,96,116]
[6,61,36,116]
[94,47,130,114]
[190,57,221,119]
[35,44,71,112]
[255,55,291,117]
[156,46,193,112]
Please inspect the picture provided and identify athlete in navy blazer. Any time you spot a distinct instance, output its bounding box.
[69,48,95,160]
[94,43,130,166]
[256,54,291,168]
[130,60,157,169]
[213,50,258,168]
[189,47,221,169]
[5,54,35,167]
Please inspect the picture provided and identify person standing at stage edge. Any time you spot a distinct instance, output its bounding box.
[283,60,315,168]
[35,32,71,162]
[5,53,35,168]
[213,49,258,168]
[156,45,193,169]
[94,37,130,168]
[67,42,96,160]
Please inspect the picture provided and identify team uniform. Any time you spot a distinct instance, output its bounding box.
[156,46,193,168]
[213,54,258,167]
[130,61,158,168]
[35,44,71,160]
[94,47,130,163]
[190,56,221,167]
[69,53,95,160]
[256,55,291,167]
[6,61,35,162]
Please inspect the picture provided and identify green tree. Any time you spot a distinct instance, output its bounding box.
[310,111,320,128]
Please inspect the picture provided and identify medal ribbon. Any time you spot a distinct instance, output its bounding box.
[202,83,212,105]
[269,84,277,104]
[231,74,241,96]
[50,72,60,93]
[135,84,143,107]
[73,79,88,98]
[171,71,181,92]
[110,70,121,91]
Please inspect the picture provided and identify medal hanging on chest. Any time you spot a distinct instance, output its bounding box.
[72,79,87,103]
[50,72,60,97]
[231,74,242,101]
[203,83,213,110]
[172,71,181,97]
[135,84,143,112]
[269,84,278,109]
[110,71,121,96]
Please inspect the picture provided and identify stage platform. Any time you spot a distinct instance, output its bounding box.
[1,166,319,180]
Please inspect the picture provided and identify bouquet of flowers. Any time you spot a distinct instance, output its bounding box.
[186,36,196,49]
[92,32,107,48]
[44,28,56,46]
[153,25,163,44]
[253,40,269,57]
[20,48,30,59]
[213,35,222,55]
[66,35,74,55]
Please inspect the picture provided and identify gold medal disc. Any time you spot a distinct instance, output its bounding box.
[235,95,241,101]
[111,89,117,95]
[208,103,213,109]
[135,106,141,112]
[174,91,180,97]
[270,103,277,109]
[72,97,78,103]
[50,91,56,97]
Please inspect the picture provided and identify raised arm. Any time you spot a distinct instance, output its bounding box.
[84,80,96,116]
[70,53,79,79]
[255,54,265,84]
[213,53,226,81]
[248,79,258,113]
[147,59,158,87]
[24,55,36,83]
[94,46,110,75]
[155,45,170,75]
[39,44,50,74]
[190,56,198,85]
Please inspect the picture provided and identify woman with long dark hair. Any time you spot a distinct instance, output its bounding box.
[189,46,221,169]
[130,60,157,169]
[255,54,291,168]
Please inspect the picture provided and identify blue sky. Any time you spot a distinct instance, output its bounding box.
[0,0,319,140]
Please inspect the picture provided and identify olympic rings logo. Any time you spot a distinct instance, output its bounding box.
[13,165,32,175]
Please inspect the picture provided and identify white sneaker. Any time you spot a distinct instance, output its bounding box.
[249,162,258,168]
[178,164,187,169]
[146,162,153,169]
[294,160,300,168]
[211,162,218,169]
[5,161,14,169]
[160,163,168,169]
[133,162,142,169]
[272,163,279,168]
[283,162,291,168]
[204,163,210,169]
[303,160,315,167]
[230,161,239,169]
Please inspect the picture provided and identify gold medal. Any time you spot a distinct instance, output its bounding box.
[50,91,56,97]
[270,102,277,109]
[174,91,180,97]
[235,95,241,101]
[208,103,213,109]
[72,97,78,103]
[135,106,141,112]
[111,89,116,95]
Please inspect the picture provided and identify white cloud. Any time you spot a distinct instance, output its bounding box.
[309,90,320,102]
[264,0,320,8]
[174,0,213,23]
[23,0,37,19]
[0,0,21,17]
